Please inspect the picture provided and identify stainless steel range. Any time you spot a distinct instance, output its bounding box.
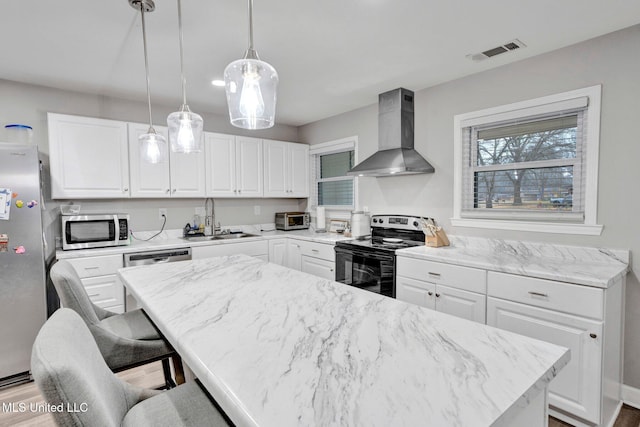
[335,215,429,298]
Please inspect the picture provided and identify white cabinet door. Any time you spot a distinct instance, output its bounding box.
[263,140,288,197]
[268,238,288,266]
[48,113,130,199]
[205,132,236,197]
[436,284,486,323]
[396,276,436,309]
[128,123,171,197]
[301,255,335,281]
[287,240,302,271]
[288,142,309,197]
[205,134,262,197]
[263,140,309,198]
[487,297,603,424]
[169,143,206,198]
[236,136,263,197]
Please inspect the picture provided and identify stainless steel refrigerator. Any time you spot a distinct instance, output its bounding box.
[0,144,47,386]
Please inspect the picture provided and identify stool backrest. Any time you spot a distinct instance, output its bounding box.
[31,308,137,427]
[50,260,102,324]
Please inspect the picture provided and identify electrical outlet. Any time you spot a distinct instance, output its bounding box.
[194,207,205,216]
[159,208,167,220]
[254,205,261,216]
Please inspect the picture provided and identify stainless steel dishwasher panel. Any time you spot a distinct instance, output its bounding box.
[123,247,192,310]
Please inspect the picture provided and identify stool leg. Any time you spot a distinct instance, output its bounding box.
[172,354,185,385]
[161,358,176,389]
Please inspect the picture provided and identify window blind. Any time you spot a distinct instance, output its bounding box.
[461,108,587,222]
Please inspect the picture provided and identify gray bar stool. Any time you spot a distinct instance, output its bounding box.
[50,260,183,387]
[32,308,230,427]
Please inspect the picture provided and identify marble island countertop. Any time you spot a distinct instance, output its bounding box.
[397,235,629,288]
[119,254,570,427]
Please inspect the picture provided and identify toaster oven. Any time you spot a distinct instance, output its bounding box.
[275,212,310,231]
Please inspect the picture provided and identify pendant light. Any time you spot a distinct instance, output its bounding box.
[167,0,203,153]
[130,0,167,164]
[224,0,278,130]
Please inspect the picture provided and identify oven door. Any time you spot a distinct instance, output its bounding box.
[335,245,395,298]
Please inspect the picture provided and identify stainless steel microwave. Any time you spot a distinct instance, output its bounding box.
[275,212,310,230]
[61,214,130,250]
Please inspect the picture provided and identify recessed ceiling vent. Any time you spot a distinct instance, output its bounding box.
[467,39,526,62]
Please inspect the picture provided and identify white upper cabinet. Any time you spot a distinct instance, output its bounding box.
[128,123,170,197]
[205,133,263,198]
[48,113,130,199]
[263,139,309,198]
[128,122,206,198]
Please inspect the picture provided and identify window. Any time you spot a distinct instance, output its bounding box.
[310,137,357,210]
[453,86,602,235]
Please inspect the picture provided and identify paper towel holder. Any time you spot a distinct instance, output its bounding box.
[315,206,327,233]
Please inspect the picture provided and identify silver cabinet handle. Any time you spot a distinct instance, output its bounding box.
[312,249,319,253]
[88,293,100,297]
[330,268,334,272]
[590,333,597,339]
[84,266,100,270]
[428,272,441,278]
[172,189,176,193]
[427,291,433,296]
[166,189,170,193]
[123,188,129,192]
[435,293,441,298]
[528,291,548,298]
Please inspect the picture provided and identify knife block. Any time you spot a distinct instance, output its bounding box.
[426,229,450,247]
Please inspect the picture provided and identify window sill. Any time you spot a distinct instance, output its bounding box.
[450,218,603,236]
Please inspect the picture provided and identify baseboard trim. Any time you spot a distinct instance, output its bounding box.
[622,384,640,409]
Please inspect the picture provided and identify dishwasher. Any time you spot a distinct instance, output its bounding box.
[123,247,192,311]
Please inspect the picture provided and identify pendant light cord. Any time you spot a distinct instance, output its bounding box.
[244,0,258,60]
[140,4,155,129]
[177,0,187,107]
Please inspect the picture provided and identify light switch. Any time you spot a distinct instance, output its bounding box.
[254,205,261,215]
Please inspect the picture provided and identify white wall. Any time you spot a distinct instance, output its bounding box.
[299,25,640,387]
[0,79,304,259]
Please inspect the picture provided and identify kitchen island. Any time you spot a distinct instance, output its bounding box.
[119,254,570,427]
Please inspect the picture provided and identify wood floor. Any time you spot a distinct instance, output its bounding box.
[1,363,640,426]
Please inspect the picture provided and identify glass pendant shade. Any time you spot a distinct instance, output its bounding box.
[139,130,168,164]
[167,108,203,153]
[224,58,278,130]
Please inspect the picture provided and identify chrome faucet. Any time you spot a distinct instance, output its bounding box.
[204,198,220,236]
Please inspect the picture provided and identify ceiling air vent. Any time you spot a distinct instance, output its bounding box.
[467,39,526,62]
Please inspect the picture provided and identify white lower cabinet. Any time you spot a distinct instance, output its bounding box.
[487,271,623,427]
[64,254,125,313]
[268,238,288,266]
[286,238,335,280]
[396,257,486,323]
[487,297,602,423]
[192,241,268,261]
[300,256,335,281]
[287,240,302,271]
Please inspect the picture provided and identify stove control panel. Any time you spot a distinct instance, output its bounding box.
[371,215,429,230]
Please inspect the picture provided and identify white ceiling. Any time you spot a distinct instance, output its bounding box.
[2,1,639,126]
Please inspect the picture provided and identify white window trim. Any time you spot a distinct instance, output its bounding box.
[309,136,358,218]
[452,85,603,235]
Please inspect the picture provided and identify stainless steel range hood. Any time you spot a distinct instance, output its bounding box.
[347,88,434,177]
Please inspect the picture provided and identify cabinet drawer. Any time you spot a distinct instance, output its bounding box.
[396,257,486,294]
[296,240,335,262]
[66,254,124,278]
[488,271,603,319]
[82,275,124,306]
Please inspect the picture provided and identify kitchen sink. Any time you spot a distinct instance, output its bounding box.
[183,233,260,241]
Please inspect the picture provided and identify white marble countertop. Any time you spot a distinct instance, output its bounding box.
[397,235,629,288]
[56,227,350,259]
[119,254,569,427]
